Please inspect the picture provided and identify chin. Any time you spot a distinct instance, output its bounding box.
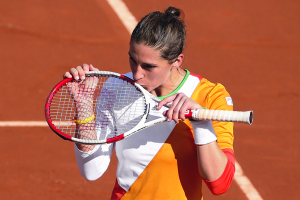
[141,86,151,92]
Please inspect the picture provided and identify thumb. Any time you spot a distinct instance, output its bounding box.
[89,64,98,71]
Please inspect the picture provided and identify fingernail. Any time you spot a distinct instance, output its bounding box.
[81,76,85,80]
[75,76,79,80]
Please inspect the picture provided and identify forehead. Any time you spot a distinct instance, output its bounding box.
[129,42,162,61]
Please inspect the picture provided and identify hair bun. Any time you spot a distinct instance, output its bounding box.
[165,7,181,18]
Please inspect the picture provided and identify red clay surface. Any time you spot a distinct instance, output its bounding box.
[0,0,299,199]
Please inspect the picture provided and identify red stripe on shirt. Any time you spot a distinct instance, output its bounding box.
[202,148,235,195]
[111,179,126,200]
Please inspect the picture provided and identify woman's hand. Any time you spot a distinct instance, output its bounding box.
[156,93,202,123]
[64,64,99,120]
[64,64,99,151]
[67,75,98,104]
[65,64,99,105]
[64,64,98,80]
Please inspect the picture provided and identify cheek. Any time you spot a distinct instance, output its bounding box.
[154,67,171,79]
[148,67,170,83]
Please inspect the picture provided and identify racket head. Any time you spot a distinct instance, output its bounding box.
[45,78,74,141]
[45,71,151,144]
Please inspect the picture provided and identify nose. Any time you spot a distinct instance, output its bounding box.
[132,65,144,82]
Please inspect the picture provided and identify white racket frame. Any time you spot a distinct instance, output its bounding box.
[46,71,253,144]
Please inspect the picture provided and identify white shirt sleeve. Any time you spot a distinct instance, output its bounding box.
[74,73,135,181]
[74,76,119,181]
[75,143,114,181]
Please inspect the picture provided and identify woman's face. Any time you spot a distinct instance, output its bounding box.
[128,42,172,92]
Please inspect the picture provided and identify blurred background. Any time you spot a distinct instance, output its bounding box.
[0,0,299,199]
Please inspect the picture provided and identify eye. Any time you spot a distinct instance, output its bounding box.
[129,56,136,63]
[142,64,156,71]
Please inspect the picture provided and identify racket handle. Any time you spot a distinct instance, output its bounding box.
[185,109,253,125]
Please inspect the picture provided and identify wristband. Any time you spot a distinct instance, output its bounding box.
[190,120,217,145]
[74,115,95,124]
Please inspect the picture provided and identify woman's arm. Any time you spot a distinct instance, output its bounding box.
[64,64,113,180]
[200,147,235,195]
[157,91,235,194]
[75,143,114,181]
[64,64,99,152]
[196,140,228,180]
[191,119,233,193]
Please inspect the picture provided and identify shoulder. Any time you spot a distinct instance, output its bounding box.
[185,70,226,92]
[202,79,230,97]
[192,77,230,97]
[189,76,233,110]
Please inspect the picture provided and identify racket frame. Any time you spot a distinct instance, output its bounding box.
[45,78,73,141]
[45,71,164,144]
[45,71,253,144]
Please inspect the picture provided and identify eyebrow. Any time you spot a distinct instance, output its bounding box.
[128,52,158,67]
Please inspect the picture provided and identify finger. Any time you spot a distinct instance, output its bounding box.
[168,94,186,123]
[89,64,99,71]
[76,66,85,80]
[70,68,80,80]
[82,64,90,74]
[168,93,193,123]
[64,72,73,79]
[163,94,181,123]
[157,95,176,110]
[177,98,190,121]
[158,94,180,122]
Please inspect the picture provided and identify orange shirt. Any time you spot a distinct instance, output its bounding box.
[111,71,234,200]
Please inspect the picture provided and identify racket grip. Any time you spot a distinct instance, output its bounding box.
[186,109,253,125]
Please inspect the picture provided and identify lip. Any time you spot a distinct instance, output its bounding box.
[139,84,147,89]
[135,81,144,87]
[138,84,150,91]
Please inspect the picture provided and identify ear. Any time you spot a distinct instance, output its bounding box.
[171,54,184,69]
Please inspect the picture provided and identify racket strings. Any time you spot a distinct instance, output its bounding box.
[49,75,147,142]
[95,79,146,140]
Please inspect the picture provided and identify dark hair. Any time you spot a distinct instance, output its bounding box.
[130,7,186,63]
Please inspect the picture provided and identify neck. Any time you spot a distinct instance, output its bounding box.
[151,68,186,97]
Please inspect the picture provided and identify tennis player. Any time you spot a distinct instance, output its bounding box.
[64,7,235,200]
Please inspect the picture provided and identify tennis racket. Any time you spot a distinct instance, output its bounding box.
[45,71,253,144]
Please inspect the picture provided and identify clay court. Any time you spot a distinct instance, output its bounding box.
[0,0,299,199]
